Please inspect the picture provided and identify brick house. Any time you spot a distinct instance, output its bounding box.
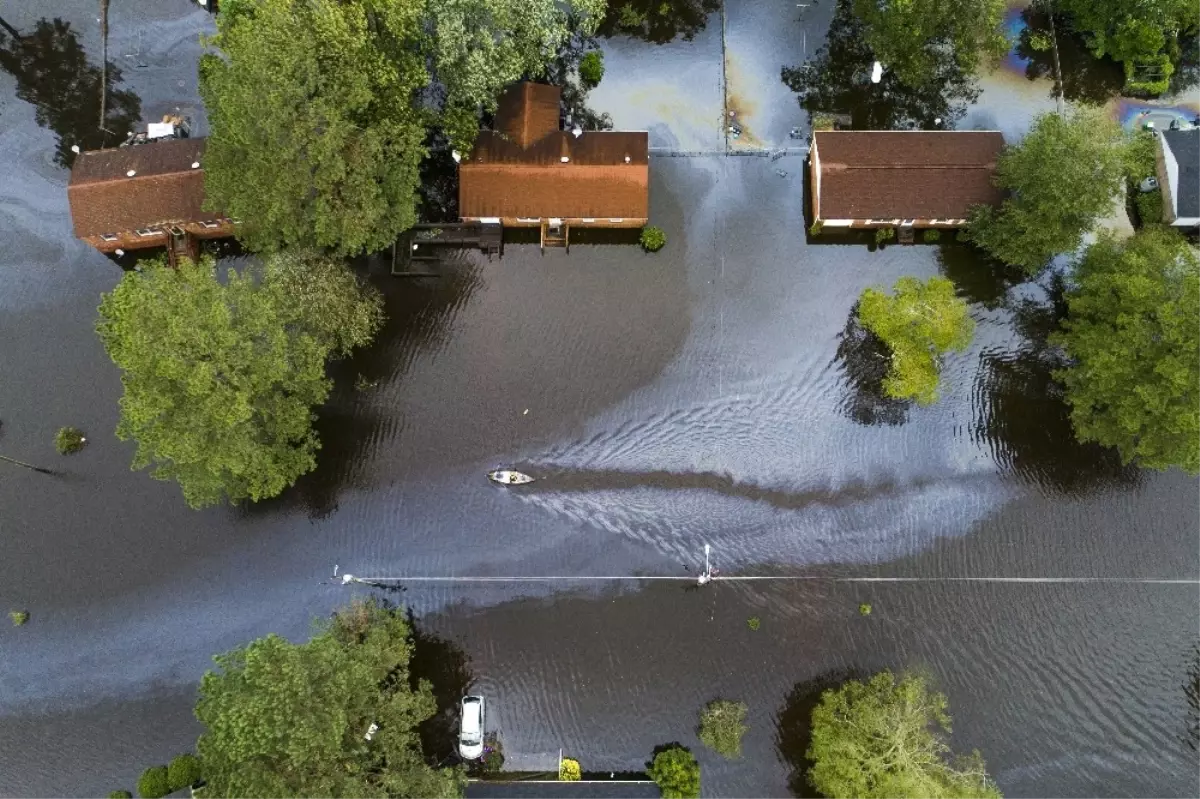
[68,137,235,263]
[458,82,649,249]
[809,130,1005,230]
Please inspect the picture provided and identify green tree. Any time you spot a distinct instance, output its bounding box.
[426,0,606,149]
[96,252,383,508]
[852,0,1008,87]
[195,599,463,797]
[1056,0,1198,72]
[107,792,132,799]
[646,745,700,799]
[167,753,202,792]
[200,0,429,255]
[963,108,1128,273]
[808,671,1001,799]
[697,699,748,759]
[1052,228,1199,473]
[857,277,975,406]
[136,766,170,799]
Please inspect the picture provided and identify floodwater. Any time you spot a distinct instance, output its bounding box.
[1,1,1198,797]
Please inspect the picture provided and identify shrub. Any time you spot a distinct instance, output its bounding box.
[54,426,87,455]
[640,226,667,252]
[874,227,895,245]
[923,229,941,242]
[579,50,605,87]
[697,699,748,759]
[808,220,824,236]
[1028,30,1053,51]
[108,792,133,799]
[10,610,28,626]
[859,603,873,616]
[559,757,582,781]
[481,732,505,775]
[811,112,837,131]
[137,765,170,799]
[1135,188,1164,226]
[747,617,760,631]
[168,753,202,791]
[647,745,700,799]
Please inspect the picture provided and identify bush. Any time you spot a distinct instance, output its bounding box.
[1124,55,1174,97]
[108,792,133,799]
[481,732,505,775]
[168,753,202,791]
[559,757,582,781]
[874,227,895,245]
[859,602,873,616]
[808,220,824,236]
[9,610,28,626]
[579,50,605,87]
[747,616,760,631]
[137,766,170,799]
[923,229,941,242]
[647,745,700,799]
[1135,188,1164,226]
[640,226,667,252]
[697,699,748,759]
[54,426,87,455]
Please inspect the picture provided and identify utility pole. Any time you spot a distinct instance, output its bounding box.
[99,0,110,131]
[0,453,57,476]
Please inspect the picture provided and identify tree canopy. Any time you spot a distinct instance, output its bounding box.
[195,599,463,797]
[964,107,1129,273]
[1056,0,1198,73]
[646,745,701,799]
[697,699,748,759]
[808,671,1001,799]
[857,277,975,406]
[96,252,382,508]
[1052,228,1200,474]
[852,0,1008,88]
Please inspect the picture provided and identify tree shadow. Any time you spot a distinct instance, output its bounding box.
[775,669,864,798]
[406,614,475,766]
[834,305,910,427]
[1014,10,1124,104]
[241,257,483,520]
[936,240,1029,310]
[1186,643,1199,753]
[0,18,142,167]
[597,0,721,45]
[781,0,980,131]
[418,129,460,224]
[973,277,1141,495]
[541,13,614,132]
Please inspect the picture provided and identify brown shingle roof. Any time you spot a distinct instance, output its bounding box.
[460,82,649,220]
[68,138,223,238]
[494,82,562,148]
[814,131,1005,220]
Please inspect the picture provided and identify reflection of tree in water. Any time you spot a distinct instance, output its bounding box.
[775,670,863,799]
[418,129,460,223]
[0,18,141,166]
[1014,9,1124,104]
[835,305,910,427]
[1186,643,1199,752]
[936,240,1028,310]
[781,0,980,130]
[974,276,1139,495]
[598,0,720,44]
[406,616,474,765]
[543,13,613,132]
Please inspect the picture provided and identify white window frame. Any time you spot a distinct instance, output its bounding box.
[99,233,120,242]
[479,217,501,225]
[134,228,161,237]
[581,218,596,223]
[200,220,221,229]
[516,217,541,223]
[821,219,853,227]
[608,218,623,223]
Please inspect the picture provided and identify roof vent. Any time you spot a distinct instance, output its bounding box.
[624,155,631,164]
[571,125,582,138]
[126,169,137,177]
[71,144,80,154]
[451,149,462,163]
[560,155,570,163]
[191,161,200,169]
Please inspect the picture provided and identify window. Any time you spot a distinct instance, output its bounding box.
[516,217,540,223]
[200,220,221,229]
[134,228,161,237]
[99,233,119,242]
[608,218,623,223]
[581,218,596,223]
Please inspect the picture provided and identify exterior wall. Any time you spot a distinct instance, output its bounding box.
[821,218,969,229]
[809,141,821,222]
[463,216,646,228]
[80,219,237,254]
[1155,137,1176,224]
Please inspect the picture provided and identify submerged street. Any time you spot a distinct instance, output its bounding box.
[0,1,1197,796]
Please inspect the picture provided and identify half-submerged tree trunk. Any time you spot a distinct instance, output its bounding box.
[99,0,110,131]
[0,453,58,476]
[0,15,22,41]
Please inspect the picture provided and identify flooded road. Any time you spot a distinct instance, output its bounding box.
[0,1,1197,796]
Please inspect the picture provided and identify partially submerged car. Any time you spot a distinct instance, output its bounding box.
[459,695,484,760]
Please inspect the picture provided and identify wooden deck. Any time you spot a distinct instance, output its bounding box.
[393,223,502,275]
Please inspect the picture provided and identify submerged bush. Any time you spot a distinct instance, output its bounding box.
[108,792,133,799]
[859,602,873,616]
[747,616,761,630]
[54,426,87,455]
[137,765,170,799]
[559,757,582,781]
[579,50,605,87]
[10,610,29,626]
[874,227,896,245]
[809,220,824,236]
[168,753,202,791]
[923,229,941,242]
[698,699,749,759]
[640,225,667,252]
[647,745,700,799]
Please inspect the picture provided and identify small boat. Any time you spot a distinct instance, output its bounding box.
[488,469,534,485]
[459,695,485,759]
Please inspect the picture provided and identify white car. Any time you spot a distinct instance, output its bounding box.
[459,696,484,760]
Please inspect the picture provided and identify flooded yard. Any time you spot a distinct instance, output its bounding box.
[0,1,1197,797]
